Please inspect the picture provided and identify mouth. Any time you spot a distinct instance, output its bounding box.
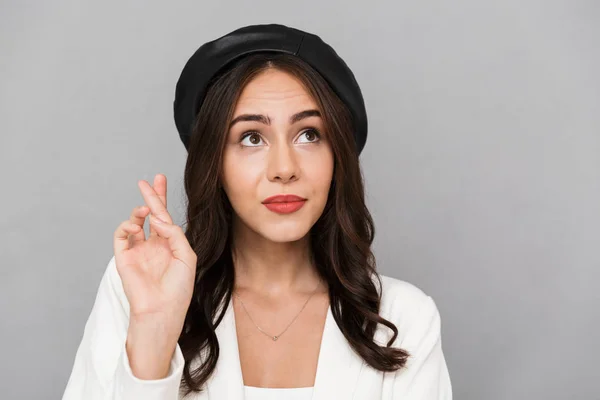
[262,194,307,204]
[263,200,306,214]
[262,194,307,214]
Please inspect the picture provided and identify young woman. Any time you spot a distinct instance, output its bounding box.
[63,24,452,400]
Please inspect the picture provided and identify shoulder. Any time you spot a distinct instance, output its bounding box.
[373,273,441,346]
[376,273,431,315]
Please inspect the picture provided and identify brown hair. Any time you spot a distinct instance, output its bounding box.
[178,52,410,396]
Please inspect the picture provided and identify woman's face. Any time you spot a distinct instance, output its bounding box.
[221,68,334,243]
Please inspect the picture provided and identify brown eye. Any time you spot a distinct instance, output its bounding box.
[297,128,321,143]
[249,133,260,145]
[240,132,264,147]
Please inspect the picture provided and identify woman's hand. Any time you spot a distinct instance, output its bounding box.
[113,173,197,379]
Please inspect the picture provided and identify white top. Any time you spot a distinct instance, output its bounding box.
[244,385,314,400]
[62,255,452,399]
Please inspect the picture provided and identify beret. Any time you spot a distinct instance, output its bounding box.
[173,23,368,154]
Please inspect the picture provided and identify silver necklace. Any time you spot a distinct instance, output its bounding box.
[233,278,322,341]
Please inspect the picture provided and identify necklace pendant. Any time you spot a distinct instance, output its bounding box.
[272,335,278,341]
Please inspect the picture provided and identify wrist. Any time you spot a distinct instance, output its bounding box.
[126,318,181,380]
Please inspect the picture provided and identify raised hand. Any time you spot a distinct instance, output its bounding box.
[113,173,197,379]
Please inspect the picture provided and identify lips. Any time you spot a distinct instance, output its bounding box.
[262,194,307,204]
[262,194,307,214]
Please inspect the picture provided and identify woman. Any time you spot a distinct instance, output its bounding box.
[63,24,452,399]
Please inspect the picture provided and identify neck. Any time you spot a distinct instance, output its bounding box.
[230,220,322,298]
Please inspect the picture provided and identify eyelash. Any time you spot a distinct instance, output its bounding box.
[238,128,322,147]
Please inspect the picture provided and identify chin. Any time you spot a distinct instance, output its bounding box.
[258,224,310,243]
[255,222,312,243]
[232,205,323,244]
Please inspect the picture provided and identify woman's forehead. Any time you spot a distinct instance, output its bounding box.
[238,70,310,99]
[233,71,319,117]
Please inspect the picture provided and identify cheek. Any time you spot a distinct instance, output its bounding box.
[306,150,334,194]
[222,151,262,205]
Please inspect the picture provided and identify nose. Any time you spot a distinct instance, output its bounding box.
[266,140,299,183]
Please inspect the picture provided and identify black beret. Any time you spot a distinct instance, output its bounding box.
[173,23,368,154]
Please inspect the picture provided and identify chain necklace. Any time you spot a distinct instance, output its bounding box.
[233,278,322,341]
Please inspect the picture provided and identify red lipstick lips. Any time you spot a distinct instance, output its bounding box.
[262,194,307,214]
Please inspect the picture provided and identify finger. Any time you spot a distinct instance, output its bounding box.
[154,173,167,208]
[149,174,167,237]
[138,179,173,226]
[128,205,149,244]
[114,220,142,256]
[148,215,196,269]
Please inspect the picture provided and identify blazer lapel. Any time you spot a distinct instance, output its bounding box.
[205,297,366,399]
[311,304,365,400]
[205,298,245,399]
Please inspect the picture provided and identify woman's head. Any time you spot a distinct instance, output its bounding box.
[222,66,334,244]
[184,52,359,246]
[178,53,409,396]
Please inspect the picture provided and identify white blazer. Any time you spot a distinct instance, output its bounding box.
[63,256,452,399]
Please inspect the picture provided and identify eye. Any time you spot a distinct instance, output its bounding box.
[297,128,321,144]
[239,132,264,147]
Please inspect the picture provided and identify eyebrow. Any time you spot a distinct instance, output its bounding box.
[229,109,321,129]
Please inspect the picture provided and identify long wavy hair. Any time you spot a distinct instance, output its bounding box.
[178,52,410,396]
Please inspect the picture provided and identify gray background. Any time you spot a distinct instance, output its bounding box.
[1,1,599,399]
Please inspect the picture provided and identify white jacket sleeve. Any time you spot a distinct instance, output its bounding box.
[62,255,185,400]
[392,295,453,400]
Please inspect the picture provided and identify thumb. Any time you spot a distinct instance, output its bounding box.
[149,214,195,266]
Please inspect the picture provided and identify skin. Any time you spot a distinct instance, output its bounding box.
[115,175,197,380]
[115,68,333,386]
[222,68,333,295]
[222,68,334,387]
